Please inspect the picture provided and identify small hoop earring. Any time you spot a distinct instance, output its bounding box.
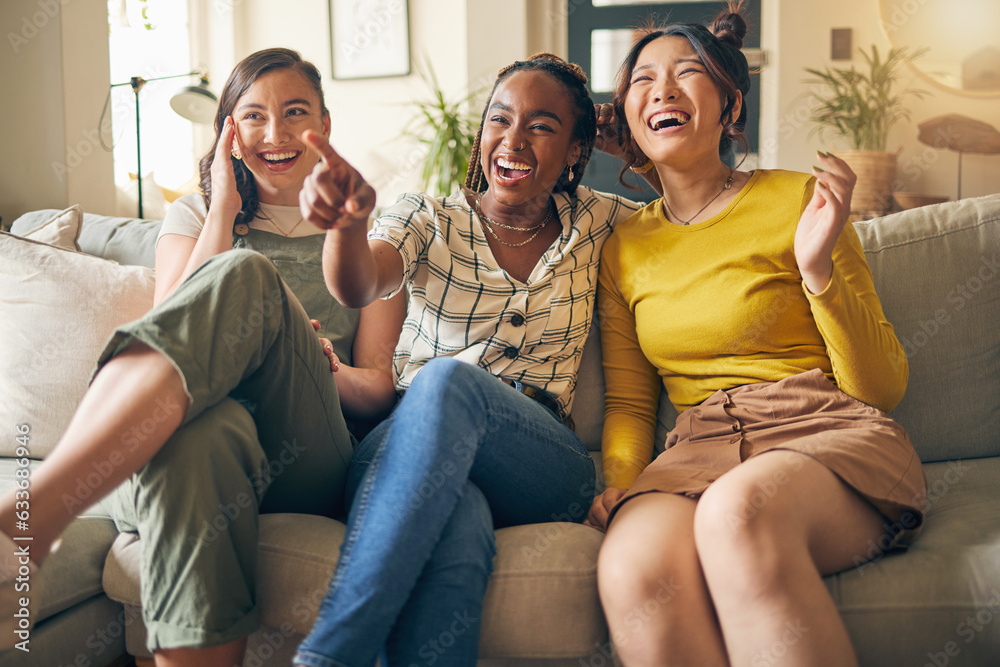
[566,165,574,182]
[231,140,242,160]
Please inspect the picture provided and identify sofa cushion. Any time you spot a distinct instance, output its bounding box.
[104,513,608,660]
[826,456,1000,665]
[0,459,120,630]
[0,232,155,459]
[854,195,1000,461]
[17,205,83,250]
[0,594,128,667]
[10,209,161,269]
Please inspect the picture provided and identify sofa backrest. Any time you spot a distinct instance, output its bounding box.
[14,197,1000,464]
[10,210,160,268]
[854,195,1000,462]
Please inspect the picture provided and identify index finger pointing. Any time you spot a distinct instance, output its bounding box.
[301,129,338,166]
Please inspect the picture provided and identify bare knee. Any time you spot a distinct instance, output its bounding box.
[598,528,686,610]
[694,474,800,592]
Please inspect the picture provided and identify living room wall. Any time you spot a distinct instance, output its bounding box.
[227,0,1000,204]
[2,0,995,225]
[761,0,999,200]
[0,0,116,224]
[229,0,562,205]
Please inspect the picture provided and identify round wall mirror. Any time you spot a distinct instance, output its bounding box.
[879,0,1000,97]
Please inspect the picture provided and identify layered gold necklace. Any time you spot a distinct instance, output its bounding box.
[476,194,554,248]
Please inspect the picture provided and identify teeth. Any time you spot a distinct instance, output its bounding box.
[649,111,690,129]
[261,151,298,161]
[496,157,532,171]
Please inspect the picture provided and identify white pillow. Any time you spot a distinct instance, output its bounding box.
[19,205,83,250]
[0,232,155,458]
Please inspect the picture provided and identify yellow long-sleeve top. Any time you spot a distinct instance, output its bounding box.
[598,169,908,490]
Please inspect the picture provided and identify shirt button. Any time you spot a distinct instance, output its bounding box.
[234,223,249,236]
[503,346,520,359]
[510,313,525,327]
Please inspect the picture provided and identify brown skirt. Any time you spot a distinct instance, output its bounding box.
[609,369,927,548]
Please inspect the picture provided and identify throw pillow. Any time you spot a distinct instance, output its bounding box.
[0,232,155,459]
[19,205,83,250]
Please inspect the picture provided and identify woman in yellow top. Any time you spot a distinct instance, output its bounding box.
[585,3,927,666]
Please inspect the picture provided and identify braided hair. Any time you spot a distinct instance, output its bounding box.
[611,1,751,183]
[465,53,597,195]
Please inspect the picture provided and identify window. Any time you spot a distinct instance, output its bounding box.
[107,0,196,215]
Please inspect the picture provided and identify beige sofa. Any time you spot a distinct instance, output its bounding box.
[1,194,999,666]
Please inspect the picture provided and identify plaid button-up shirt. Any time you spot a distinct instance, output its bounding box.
[370,186,640,417]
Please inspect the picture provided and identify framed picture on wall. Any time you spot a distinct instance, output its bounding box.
[329,0,410,80]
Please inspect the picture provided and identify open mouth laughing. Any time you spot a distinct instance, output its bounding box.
[648,110,691,131]
[258,150,302,171]
[493,156,533,184]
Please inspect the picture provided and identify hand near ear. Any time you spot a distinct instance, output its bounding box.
[594,103,628,160]
[209,116,243,217]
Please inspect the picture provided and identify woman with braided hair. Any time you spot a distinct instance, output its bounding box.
[291,53,651,666]
[586,3,926,665]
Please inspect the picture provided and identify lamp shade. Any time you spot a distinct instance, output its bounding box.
[170,83,218,124]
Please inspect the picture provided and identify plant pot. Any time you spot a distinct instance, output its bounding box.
[834,150,898,216]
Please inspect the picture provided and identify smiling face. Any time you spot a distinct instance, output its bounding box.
[624,35,739,168]
[232,68,331,205]
[479,69,582,210]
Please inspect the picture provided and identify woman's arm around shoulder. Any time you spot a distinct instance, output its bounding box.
[597,236,661,490]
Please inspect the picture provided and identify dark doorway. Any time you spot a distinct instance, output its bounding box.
[568,0,763,202]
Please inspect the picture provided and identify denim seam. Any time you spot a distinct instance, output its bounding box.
[292,649,353,667]
[323,435,386,595]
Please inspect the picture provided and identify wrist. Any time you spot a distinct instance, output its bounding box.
[801,265,834,295]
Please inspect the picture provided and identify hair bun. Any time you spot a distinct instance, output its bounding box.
[711,1,747,50]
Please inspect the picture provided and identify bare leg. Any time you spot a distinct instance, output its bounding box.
[694,450,885,667]
[155,638,248,667]
[0,343,187,563]
[597,493,728,667]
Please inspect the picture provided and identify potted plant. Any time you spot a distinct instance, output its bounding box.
[403,63,481,197]
[805,45,929,215]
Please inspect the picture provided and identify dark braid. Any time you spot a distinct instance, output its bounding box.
[465,53,597,195]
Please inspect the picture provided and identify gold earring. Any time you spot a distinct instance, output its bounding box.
[567,165,574,181]
[231,141,242,160]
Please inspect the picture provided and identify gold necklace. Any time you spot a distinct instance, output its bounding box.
[661,168,735,225]
[476,195,554,248]
[275,216,306,237]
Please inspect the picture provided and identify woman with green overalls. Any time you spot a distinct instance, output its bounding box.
[0,48,404,666]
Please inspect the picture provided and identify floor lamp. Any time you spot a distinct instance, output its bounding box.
[110,71,218,218]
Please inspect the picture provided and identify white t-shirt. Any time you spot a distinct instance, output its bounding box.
[157,193,323,244]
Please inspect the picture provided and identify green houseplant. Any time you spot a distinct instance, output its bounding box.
[804,45,929,214]
[403,63,480,197]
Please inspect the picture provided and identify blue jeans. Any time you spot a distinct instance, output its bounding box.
[294,358,596,667]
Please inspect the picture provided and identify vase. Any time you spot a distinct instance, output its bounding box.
[835,150,898,217]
